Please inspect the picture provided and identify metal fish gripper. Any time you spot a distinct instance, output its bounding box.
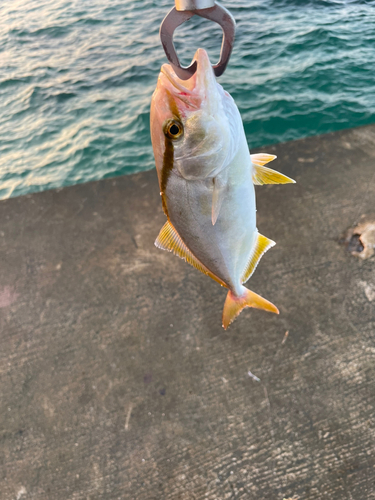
[159,0,236,80]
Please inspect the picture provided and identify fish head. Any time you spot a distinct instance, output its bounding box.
[150,48,242,182]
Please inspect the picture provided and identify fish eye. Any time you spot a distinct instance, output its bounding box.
[164,119,183,140]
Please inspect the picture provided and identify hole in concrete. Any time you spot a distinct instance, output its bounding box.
[347,234,364,254]
[341,217,375,260]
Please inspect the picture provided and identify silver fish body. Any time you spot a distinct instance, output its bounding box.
[165,135,256,297]
[150,49,294,328]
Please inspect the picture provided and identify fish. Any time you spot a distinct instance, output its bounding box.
[150,48,295,329]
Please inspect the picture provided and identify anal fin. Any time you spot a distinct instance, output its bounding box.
[155,220,227,287]
[242,232,275,284]
[251,153,295,185]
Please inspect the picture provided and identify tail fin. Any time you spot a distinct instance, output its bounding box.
[222,288,279,329]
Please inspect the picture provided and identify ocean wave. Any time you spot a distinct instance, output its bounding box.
[0,0,374,199]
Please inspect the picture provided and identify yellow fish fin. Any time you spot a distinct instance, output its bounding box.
[222,288,279,329]
[241,232,275,284]
[155,220,227,287]
[251,154,295,185]
[251,153,277,166]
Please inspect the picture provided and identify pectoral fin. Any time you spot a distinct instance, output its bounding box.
[242,232,275,284]
[155,220,227,287]
[251,154,295,185]
[211,176,226,225]
[251,153,277,166]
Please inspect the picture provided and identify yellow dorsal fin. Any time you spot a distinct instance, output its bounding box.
[155,220,227,287]
[241,232,275,284]
[251,154,295,185]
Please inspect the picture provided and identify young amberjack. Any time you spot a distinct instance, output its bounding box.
[150,49,295,328]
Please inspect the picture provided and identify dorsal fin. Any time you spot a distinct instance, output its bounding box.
[251,154,295,185]
[155,220,227,287]
[241,232,275,284]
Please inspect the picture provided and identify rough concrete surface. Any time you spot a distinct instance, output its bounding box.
[0,125,375,500]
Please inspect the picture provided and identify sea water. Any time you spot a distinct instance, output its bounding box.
[1,0,374,199]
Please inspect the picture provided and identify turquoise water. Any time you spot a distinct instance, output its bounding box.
[1,0,374,199]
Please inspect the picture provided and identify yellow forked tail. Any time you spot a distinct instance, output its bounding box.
[222,288,279,329]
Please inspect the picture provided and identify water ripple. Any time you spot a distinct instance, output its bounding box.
[1,0,375,199]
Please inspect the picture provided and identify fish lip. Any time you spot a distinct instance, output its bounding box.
[159,67,200,110]
[160,65,194,95]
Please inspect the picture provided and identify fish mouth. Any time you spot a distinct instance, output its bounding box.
[160,65,199,110]
[160,65,194,94]
[159,49,217,111]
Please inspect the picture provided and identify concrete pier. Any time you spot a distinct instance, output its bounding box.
[1,125,375,500]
